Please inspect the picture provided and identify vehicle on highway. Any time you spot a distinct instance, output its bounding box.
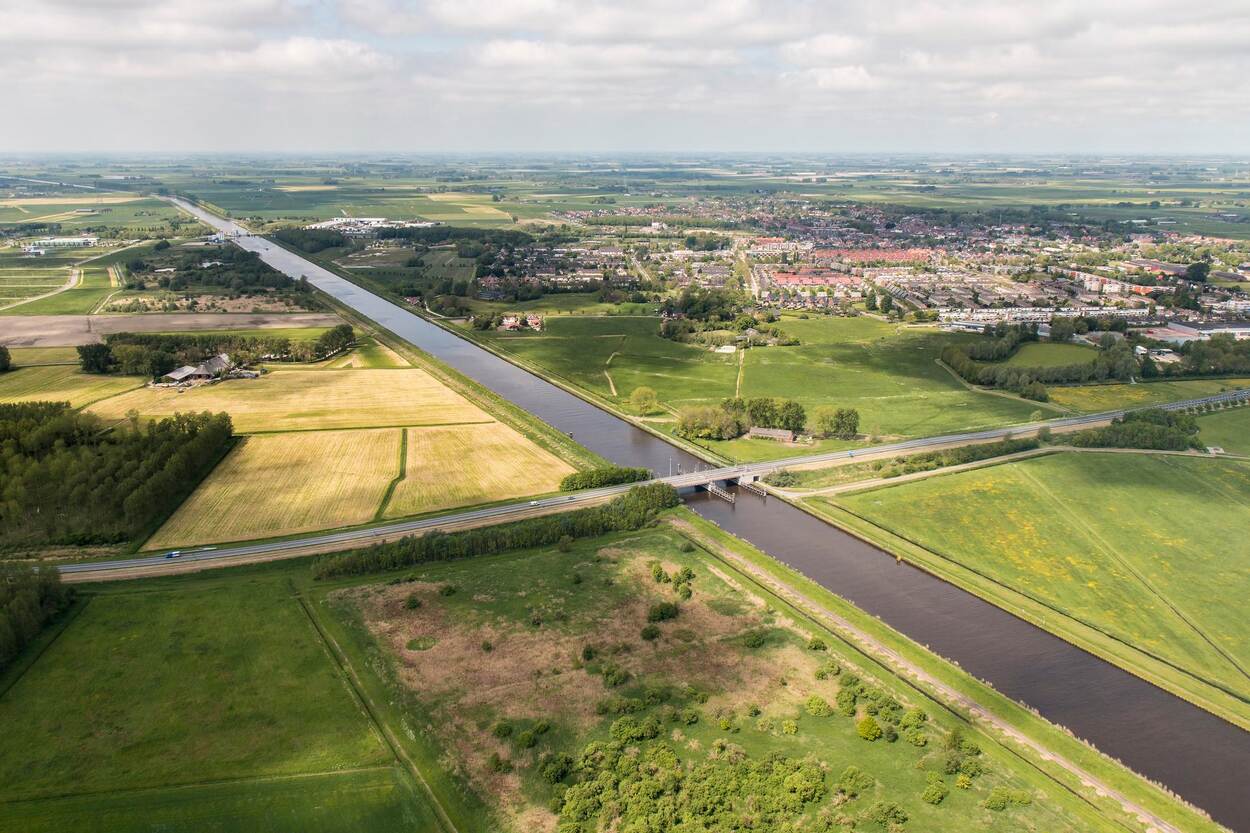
[529,500,539,506]
[164,550,182,559]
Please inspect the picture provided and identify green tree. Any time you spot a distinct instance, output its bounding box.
[834,408,860,439]
[879,294,894,314]
[77,343,115,374]
[629,386,659,414]
[857,715,883,741]
[776,400,806,433]
[1186,261,1210,282]
[0,345,10,373]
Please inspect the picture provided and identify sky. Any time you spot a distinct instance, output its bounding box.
[2,0,1248,154]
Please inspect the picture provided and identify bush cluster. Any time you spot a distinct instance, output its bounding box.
[0,563,74,672]
[1069,408,1201,451]
[559,466,650,491]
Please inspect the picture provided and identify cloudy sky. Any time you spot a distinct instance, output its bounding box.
[2,0,1248,154]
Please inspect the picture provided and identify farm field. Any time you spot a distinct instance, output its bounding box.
[1047,377,1250,413]
[0,364,143,408]
[4,264,113,315]
[322,335,409,368]
[320,518,1146,833]
[3,346,78,366]
[0,571,440,833]
[0,195,202,236]
[476,315,1042,460]
[88,368,486,432]
[1197,405,1250,455]
[1002,341,1096,367]
[148,428,403,548]
[821,451,1250,725]
[382,422,574,518]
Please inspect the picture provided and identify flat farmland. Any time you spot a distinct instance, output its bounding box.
[3,346,78,366]
[88,369,486,432]
[824,451,1250,725]
[148,428,402,549]
[382,422,575,518]
[1047,377,1250,413]
[323,336,409,368]
[0,196,201,236]
[6,264,113,315]
[0,571,440,833]
[0,365,143,408]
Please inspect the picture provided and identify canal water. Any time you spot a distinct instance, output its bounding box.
[179,200,1250,830]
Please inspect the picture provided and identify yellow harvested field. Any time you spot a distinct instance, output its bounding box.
[147,428,402,549]
[88,369,487,432]
[0,365,143,408]
[384,422,575,518]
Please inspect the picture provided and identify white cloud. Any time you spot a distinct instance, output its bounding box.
[0,0,1247,152]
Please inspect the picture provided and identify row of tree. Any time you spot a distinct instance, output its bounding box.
[560,466,651,491]
[0,563,74,673]
[941,340,1138,401]
[0,403,234,547]
[312,484,679,579]
[78,326,355,380]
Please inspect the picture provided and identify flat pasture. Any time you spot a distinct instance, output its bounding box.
[0,572,437,832]
[0,365,143,408]
[1197,405,1250,455]
[88,369,485,432]
[1002,342,1096,367]
[3,346,78,366]
[322,336,410,368]
[1047,378,1250,413]
[6,264,113,315]
[382,422,575,518]
[827,452,1250,719]
[148,428,402,549]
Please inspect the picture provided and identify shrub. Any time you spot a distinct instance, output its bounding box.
[678,541,695,553]
[675,583,692,600]
[404,594,422,610]
[405,636,435,651]
[835,688,857,717]
[781,720,798,735]
[983,787,1032,811]
[640,624,660,641]
[741,629,769,648]
[488,752,513,773]
[609,715,661,742]
[581,645,597,662]
[557,535,574,552]
[922,773,949,805]
[516,730,537,749]
[807,637,828,651]
[881,723,898,743]
[856,715,883,741]
[862,801,908,828]
[538,753,574,783]
[815,661,840,680]
[805,696,833,717]
[651,563,670,583]
[955,774,973,790]
[492,721,513,738]
[837,765,875,798]
[601,663,630,688]
[481,640,493,652]
[647,602,679,622]
[438,584,457,596]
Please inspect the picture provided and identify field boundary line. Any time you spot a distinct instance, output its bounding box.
[294,591,460,833]
[933,357,1070,413]
[375,428,408,521]
[1018,465,1250,689]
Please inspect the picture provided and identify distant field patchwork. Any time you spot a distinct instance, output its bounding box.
[0,365,143,408]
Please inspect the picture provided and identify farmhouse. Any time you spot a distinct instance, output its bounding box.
[162,354,232,384]
[33,235,99,247]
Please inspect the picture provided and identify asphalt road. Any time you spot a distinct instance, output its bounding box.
[61,387,1248,578]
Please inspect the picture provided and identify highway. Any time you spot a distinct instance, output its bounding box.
[61,389,1247,578]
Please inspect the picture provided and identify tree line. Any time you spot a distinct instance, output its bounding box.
[675,397,860,442]
[126,245,296,293]
[1068,409,1201,451]
[0,563,74,673]
[941,338,1138,401]
[0,403,233,547]
[312,483,680,579]
[77,325,355,380]
[272,227,348,253]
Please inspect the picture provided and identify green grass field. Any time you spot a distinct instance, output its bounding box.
[1197,405,1250,455]
[1002,342,1096,367]
[475,315,1041,460]
[4,347,78,366]
[1048,378,1250,413]
[3,264,114,315]
[820,452,1250,726]
[0,571,445,832]
[318,519,1162,833]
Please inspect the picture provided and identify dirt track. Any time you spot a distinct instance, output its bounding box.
[0,312,344,347]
